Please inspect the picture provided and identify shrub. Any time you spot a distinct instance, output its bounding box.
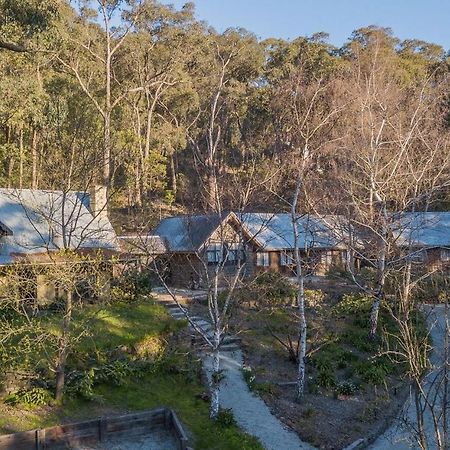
[355,359,390,385]
[333,293,373,316]
[5,387,52,407]
[133,335,165,360]
[216,408,236,428]
[111,269,152,302]
[305,289,325,308]
[316,369,336,389]
[335,381,358,396]
[248,272,296,309]
[242,365,256,390]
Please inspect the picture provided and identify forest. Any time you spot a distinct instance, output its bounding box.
[2,0,450,225]
[1,1,450,449]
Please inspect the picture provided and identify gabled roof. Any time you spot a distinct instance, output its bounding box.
[0,188,119,264]
[240,213,348,251]
[153,211,348,253]
[394,212,450,248]
[118,235,167,255]
[153,213,229,252]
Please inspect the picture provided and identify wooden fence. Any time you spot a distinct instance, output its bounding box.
[0,407,193,450]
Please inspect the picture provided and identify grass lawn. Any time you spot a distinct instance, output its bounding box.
[0,298,263,450]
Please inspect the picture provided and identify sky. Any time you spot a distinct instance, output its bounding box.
[160,0,450,50]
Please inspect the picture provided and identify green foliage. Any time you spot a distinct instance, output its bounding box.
[111,269,153,303]
[246,272,296,309]
[216,408,236,428]
[333,293,373,316]
[5,387,52,407]
[242,365,256,390]
[335,381,358,396]
[316,370,336,389]
[355,359,390,385]
[304,289,325,308]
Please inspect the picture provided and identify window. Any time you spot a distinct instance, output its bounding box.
[280,251,294,266]
[226,243,245,263]
[441,249,450,262]
[206,243,222,264]
[321,250,333,266]
[256,251,270,267]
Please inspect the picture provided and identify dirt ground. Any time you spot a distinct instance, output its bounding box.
[73,428,178,450]
[186,282,410,450]
[241,338,407,450]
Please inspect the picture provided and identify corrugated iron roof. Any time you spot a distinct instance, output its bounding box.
[0,188,119,264]
[152,212,349,253]
[395,212,450,248]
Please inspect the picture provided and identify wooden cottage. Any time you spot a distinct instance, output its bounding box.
[0,188,120,304]
[152,211,350,287]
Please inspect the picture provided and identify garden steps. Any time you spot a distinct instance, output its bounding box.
[152,292,241,353]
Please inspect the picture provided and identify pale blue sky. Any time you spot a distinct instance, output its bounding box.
[161,0,450,50]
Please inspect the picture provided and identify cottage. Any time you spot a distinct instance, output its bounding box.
[0,188,120,303]
[241,213,350,276]
[395,211,450,272]
[152,211,254,287]
[151,211,350,287]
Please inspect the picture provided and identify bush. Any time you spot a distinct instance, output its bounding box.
[305,289,325,308]
[5,387,52,407]
[355,359,390,385]
[242,365,256,390]
[216,408,236,428]
[111,269,152,302]
[335,381,358,396]
[246,272,296,309]
[316,369,335,389]
[333,293,373,316]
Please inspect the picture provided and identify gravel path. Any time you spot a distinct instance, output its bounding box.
[153,288,312,450]
[368,304,450,450]
[74,428,178,450]
[204,349,314,450]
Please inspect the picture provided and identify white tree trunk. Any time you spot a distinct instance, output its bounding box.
[292,178,307,400]
[210,329,221,419]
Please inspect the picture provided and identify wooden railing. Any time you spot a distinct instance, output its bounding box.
[0,407,193,450]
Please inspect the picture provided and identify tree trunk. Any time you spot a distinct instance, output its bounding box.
[206,159,218,212]
[369,203,388,340]
[18,127,24,189]
[55,290,73,402]
[31,128,39,189]
[7,159,14,188]
[210,329,221,419]
[170,154,177,198]
[292,178,307,400]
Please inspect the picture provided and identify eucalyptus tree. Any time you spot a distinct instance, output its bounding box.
[117,2,199,207]
[186,28,263,211]
[56,0,148,189]
[0,0,60,52]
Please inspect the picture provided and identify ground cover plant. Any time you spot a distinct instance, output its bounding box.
[231,278,426,449]
[0,297,263,450]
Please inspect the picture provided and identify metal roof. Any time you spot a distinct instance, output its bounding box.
[152,212,349,253]
[240,213,348,251]
[0,188,119,264]
[153,213,225,252]
[118,235,167,255]
[395,212,450,248]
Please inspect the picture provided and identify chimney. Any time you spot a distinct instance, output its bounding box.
[90,185,108,220]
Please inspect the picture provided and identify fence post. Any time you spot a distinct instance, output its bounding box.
[164,408,172,429]
[36,428,46,450]
[98,417,107,442]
